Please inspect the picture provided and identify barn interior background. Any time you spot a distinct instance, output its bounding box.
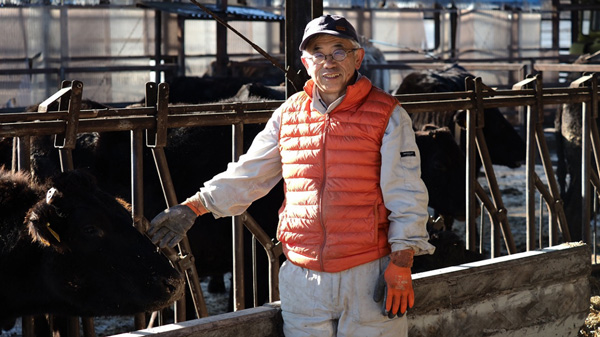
[0,0,569,108]
[2,0,600,336]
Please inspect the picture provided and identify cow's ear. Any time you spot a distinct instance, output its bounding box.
[25,200,68,253]
[45,187,60,204]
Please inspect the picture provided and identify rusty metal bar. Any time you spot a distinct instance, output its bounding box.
[12,136,30,172]
[533,75,570,244]
[474,182,500,255]
[589,76,600,248]
[512,75,571,247]
[3,86,600,139]
[471,78,516,256]
[232,117,245,311]
[146,82,209,320]
[534,63,600,73]
[131,127,146,331]
[240,211,282,303]
[513,76,538,251]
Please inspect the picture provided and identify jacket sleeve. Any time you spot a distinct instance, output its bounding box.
[195,108,283,218]
[381,105,435,256]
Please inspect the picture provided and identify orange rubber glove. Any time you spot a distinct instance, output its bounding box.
[373,249,415,318]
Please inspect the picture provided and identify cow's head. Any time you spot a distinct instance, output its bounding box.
[24,169,184,316]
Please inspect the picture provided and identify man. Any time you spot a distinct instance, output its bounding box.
[148,14,434,337]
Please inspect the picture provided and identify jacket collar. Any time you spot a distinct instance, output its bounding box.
[303,74,373,112]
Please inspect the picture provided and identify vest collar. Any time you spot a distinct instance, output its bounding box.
[303,74,373,112]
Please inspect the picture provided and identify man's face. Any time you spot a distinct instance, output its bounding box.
[301,34,365,105]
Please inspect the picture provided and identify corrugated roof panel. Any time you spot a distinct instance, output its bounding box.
[136,1,284,21]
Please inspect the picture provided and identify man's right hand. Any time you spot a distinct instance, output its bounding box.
[147,204,198,248]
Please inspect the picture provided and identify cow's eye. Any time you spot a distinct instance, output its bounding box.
[82,224,104,238]
[433,162,447,172]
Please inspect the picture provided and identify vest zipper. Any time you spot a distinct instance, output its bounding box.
[318,113,330,271]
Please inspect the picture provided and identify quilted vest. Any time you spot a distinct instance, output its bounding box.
[277,77,399,272]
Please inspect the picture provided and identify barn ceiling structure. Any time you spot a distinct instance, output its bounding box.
[136,0,324,97]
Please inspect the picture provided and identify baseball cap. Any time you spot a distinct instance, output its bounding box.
[299,14,360,51]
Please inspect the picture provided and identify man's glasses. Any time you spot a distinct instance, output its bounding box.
[306,48,359,65]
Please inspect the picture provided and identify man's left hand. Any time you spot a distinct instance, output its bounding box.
[383,263,414,317]
[373,249,415,318]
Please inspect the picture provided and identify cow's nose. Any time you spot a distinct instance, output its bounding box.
[152,275,184,294]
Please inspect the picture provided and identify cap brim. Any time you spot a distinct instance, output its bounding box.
[299,31,354,51]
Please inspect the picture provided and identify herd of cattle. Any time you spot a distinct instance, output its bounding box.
[2,62,591,334]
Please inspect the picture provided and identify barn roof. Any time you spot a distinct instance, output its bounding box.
[136,1,284,22]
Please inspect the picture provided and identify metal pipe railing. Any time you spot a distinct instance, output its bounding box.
[4,74,600,332]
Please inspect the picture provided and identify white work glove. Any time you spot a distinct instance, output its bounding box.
[147,204,198,249]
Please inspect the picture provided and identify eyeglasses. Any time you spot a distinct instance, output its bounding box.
[306,48,359,65]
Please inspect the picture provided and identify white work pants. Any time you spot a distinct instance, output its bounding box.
[279,257,408,337]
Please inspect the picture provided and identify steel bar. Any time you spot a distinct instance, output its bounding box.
[476,127,516,255]
[513,75,571,246]
[145,82,209,319]
[465,79,478,251]
[2,86,600,138]
[232,120,246,311]
[474,182,501,256]
[535,63,600,73]
[240,211,282,303]
[531,74,559,246]
[570,74,596,244]
[131,128,147,330]
[12,136,31,172]
[471,78,517,255]
[521,76,538,251]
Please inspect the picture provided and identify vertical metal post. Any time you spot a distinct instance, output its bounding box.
[59,7,68,82]
[232,119,245,311]
[465,79,477,251]
[583,75,598,244]
[215,0,229,77]
[13,136,31,173]
[583,101,592,244]
[131,129,146,330]
[525,83,537,251]
[177,16,185,78]
[154,9,162,82]
[285,0,312,96]
[569,74,596,244]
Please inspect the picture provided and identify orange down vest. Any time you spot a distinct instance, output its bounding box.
[277,77,399,272]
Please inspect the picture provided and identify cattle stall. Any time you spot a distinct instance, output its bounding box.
[111,243,591,337]
[1,71,600,335]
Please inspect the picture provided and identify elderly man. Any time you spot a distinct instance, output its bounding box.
[148,14,434,337]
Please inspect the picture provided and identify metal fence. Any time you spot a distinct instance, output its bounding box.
[2,69,600,335]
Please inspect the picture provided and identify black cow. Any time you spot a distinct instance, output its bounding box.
[0,168,184,327]
[412,216,485,273]
[394,64,526,169]
[415,125,467,225]
[555,52,600,241]
[556,98,587,240]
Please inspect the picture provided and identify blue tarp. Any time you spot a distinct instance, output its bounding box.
[136,1,284,21]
